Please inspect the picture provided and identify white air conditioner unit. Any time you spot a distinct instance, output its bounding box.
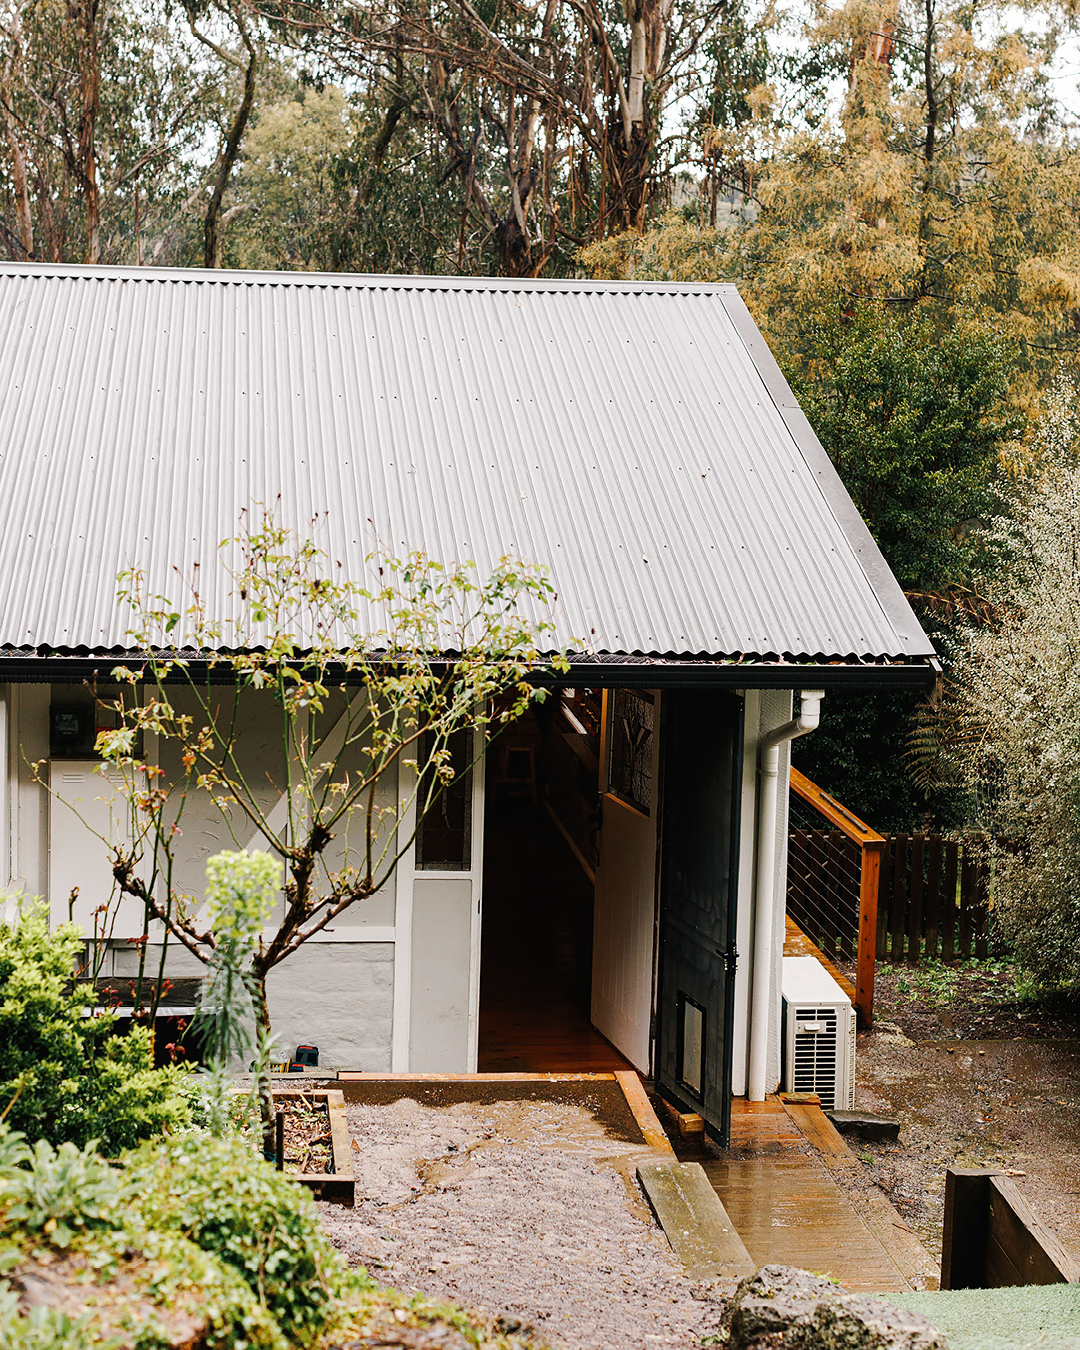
[782,955,855,1111]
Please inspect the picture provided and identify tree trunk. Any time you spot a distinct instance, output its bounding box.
[250,968,278,1161]
[74,0,101,263]
[918,0,939,297]
[1,8,34,258]
[203,25,257,269]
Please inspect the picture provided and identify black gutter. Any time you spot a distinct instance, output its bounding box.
[0,654,941,692]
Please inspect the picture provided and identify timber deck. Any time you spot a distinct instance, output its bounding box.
[674,1096,938,1292]
[783,913,856,1003]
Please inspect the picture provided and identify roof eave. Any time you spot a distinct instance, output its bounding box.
[0,652,941,691]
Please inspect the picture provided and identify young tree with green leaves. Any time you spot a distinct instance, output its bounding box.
[85,513,564,1142]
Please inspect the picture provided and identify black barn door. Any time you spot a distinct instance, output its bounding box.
[655,691,742,1145]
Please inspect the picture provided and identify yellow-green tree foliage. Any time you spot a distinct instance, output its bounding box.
[583,0,1080,393]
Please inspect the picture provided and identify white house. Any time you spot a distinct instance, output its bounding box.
[0,263,936,1143]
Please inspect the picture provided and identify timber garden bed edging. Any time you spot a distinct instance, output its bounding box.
[272,1086,355,1205]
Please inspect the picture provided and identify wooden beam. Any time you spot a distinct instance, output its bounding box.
[616,1071,676,1156]
[637,1160,755,1281]
[337,1071,618,1082]
[856,843,883,1026]
[942,1168,1080,1289]
[790,767,886,845]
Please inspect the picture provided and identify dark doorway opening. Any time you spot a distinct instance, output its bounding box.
[477,703,631,1072]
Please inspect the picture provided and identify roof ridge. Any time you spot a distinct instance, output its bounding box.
[0,261,739,296]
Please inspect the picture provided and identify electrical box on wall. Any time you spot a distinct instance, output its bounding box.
[50,704,97,757]
[781,955,855,1111]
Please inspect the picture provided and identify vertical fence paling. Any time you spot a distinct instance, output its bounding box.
[871,833,991,964]
[788,768,885,1025]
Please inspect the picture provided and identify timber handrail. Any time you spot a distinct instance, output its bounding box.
[789,767,885,1026]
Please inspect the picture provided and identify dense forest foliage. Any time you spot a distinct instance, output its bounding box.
[3,0,1080,831]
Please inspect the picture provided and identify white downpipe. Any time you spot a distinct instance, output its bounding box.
[747,690,824,1102]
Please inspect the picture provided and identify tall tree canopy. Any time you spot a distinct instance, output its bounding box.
[0,0,772,271]
[583,0,1080,389]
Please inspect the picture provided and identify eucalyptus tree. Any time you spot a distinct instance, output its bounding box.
[0,0,226,263]
[266,0,767,275]
[584,0,1080,392]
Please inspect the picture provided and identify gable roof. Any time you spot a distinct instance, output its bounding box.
[0,263,935,684]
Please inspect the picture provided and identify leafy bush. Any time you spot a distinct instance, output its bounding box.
[0,1124,355,1349]
[5,1138,120,1249]
[0,904,190,1153]
[128,1133,350,1341]
[946,380,1080,987]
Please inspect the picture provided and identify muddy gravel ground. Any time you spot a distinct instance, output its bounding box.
[318,1097,726,1350]
[839,960,1080,1268]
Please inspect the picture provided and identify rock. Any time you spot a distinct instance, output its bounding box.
[827,1111,902,1143]
[723,1265,945,1350]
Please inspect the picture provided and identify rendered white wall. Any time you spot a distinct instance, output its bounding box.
[265,943,394,1071]
[111,939,395,1071]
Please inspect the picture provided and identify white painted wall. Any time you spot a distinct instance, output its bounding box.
[730,689,793,1097]
[589,689,660,1073]
[3,682,430,1071]
[6,683,49,900]
[48,760,145,936]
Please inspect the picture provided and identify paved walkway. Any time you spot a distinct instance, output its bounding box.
[675,1097,939,1292]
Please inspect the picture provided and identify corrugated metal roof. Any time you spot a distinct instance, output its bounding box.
[0,263,934,666]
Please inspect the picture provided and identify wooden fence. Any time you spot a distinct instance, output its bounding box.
[787,826,992,969]
[877,833,990,963]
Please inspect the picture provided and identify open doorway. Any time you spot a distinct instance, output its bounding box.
[477,692,632,1072]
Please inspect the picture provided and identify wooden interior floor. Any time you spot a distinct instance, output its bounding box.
[477,795,631,1073]
[673,1097,937,1292]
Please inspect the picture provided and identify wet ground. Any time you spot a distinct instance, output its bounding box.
[842,961,1080,1267]
[319,1089,726,1350]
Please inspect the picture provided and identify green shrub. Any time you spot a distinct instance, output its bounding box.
[5,1137,121,1249]
[0,1289,105,1350]
[128,1133,352,1341]
[0,1124,353,1349]
[0,904,190,1153]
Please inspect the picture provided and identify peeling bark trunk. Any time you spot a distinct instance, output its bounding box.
[918,0,939,297]
[202,25,257,269]
[0,32,33,258]
[73,0,102,263]
[1,2,34,259]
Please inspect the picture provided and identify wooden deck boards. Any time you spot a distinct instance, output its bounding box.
[783,914,857,1003]
[675,1096,937,1293]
